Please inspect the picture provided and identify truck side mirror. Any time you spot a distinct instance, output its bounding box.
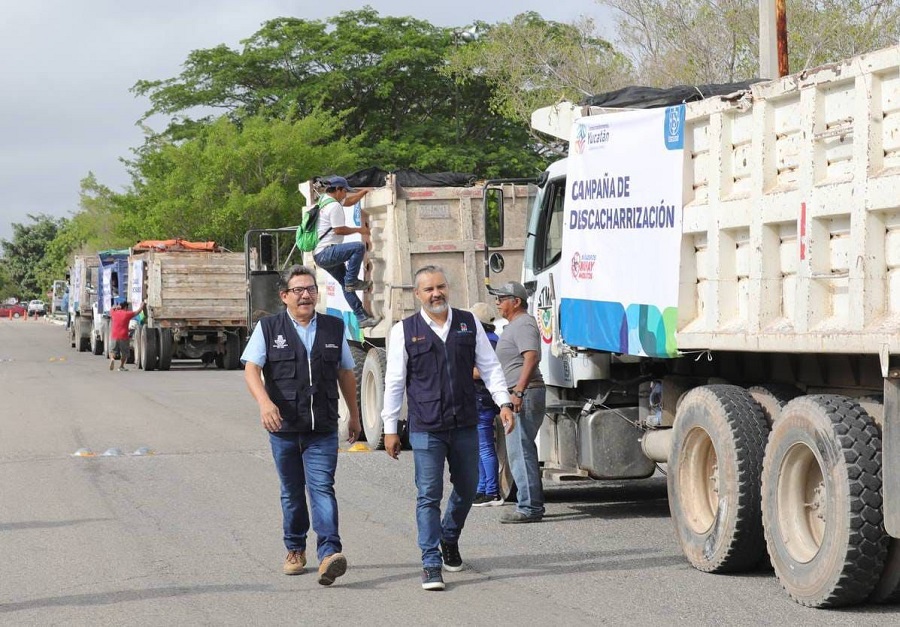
[484,187,504,248]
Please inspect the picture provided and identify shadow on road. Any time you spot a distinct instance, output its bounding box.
[0,518,112,532]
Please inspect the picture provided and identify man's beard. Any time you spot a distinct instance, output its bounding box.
[424,298,449,314]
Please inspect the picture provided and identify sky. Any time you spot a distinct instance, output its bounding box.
[0,0,613,244]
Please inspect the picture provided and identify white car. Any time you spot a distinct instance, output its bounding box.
[27,300,46,316]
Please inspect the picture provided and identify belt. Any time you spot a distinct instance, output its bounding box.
[508,383,545,392]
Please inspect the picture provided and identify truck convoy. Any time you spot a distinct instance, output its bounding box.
[245,172,534,446]
[491,44,900,608]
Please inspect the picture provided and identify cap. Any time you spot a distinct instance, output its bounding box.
[325,175,357,192]
[488,281,528,301]
[467,302,498,325]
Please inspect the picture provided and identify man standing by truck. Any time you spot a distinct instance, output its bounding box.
[312,175,379,328]
[241,265,361,586]
[108,301,145,371]
[381,265,515,591]
[490,281,546,524]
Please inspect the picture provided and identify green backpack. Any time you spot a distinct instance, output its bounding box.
[296,196,337,253]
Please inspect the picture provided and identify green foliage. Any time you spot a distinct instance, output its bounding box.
[0,214,67,300]
[132,8,545,178]
[120,109,360,250]
[446,13,633,136]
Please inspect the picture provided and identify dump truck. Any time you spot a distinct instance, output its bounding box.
[491,44,900,608]
[89,249,131,357]
[130,240,246,371]
[67,255,99,352]
[245,172,534,446]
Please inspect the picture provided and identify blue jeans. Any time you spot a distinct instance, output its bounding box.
[313,242,367,318]
[506,387,546,517]
[476,404,499,496]
[269,430,341,561]
[409,426,479,568]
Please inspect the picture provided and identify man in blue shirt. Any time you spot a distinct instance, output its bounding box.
[242,264,361,586]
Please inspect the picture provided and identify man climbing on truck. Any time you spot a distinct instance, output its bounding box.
[311,176,380,328]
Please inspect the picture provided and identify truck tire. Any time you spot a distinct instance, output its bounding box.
[871,540,900,603]
[158,328,173,371]
[495,415,518,503]
[748,383,803,427]
[140,327,159,372]
[90,325,104,356]
[761,395,887,607]
[134,326,143,369]
[360,347,387,450]
[224,333,241,370]
[77,318,90,352]
[669,384,769,573]
[102,321,111,358]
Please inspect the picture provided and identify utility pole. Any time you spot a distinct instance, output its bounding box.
[759,0,789,79]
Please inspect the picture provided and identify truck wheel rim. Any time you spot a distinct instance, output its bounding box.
[777,442,825,563]
[680,426,719,534]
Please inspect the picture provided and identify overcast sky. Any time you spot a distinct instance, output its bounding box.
[0,0,612,243]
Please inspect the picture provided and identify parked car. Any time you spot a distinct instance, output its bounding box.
[27,300,46,316]
[0,303,27,318]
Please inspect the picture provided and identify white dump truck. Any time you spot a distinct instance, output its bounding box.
[67,255,99,352]
[130,240,247,371]
[244,172,534,446]
[493,44,900,608]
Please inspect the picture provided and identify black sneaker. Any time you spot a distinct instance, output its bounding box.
[421,566,445,591]
[472,492,485,504]
[473,494,502,507]
[440,540,463,572]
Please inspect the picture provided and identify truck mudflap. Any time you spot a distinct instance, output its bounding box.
[884,375,900,537]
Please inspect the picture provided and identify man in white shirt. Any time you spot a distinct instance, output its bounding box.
[312,176,379,328]
[381,265,515,591]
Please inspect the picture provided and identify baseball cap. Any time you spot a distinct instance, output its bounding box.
[325,175,357,192]
[467,302,498,325]
[488,281,528,301]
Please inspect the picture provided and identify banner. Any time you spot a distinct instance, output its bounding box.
[559,106,685,357]
[130,260,144,311]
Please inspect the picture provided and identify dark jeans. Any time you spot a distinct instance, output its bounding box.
[269,430,341,561]
[476,403,499,496]
[409,426,479,568]
[313,242,367,318]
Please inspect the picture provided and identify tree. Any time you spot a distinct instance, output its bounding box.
[119,108,361,250]
[446,13,633,144]
[0,215,66,300]
[132,8,544,177]
[600,0,900,86]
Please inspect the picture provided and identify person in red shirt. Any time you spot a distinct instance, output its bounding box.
[108,301,146,371]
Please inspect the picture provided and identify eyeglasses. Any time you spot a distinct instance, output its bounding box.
[495,295,515,302]
[284,285,318,296]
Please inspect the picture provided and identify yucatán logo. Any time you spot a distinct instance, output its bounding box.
[664,104,685,150]
[571,251,597,281]
[573,123,589,154]
[273,334,289,349]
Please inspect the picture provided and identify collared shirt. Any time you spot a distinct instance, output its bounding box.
[241,312,354,369]
[381,308,511,435]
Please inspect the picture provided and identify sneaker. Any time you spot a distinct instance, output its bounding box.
[421,566,445,591]
[109,360,115,371]
[473,494,503,507]
[473,492,485,504]
[440,540,463,572]
[118,366,128,372]
[317,552,348,586]
[357,314,382,329]
[500,510,543,524]
[283,550,306,575]
[344,279,372,292]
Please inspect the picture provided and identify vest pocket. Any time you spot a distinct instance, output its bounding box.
[267,351,295,379]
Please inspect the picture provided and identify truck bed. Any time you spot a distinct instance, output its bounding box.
[144,251,246,327]
[676,45,900,356]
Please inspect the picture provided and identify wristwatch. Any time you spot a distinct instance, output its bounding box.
[500,402,514,411]
[513,390,525,398]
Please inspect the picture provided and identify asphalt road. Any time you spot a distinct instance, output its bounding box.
[1,317,898,625]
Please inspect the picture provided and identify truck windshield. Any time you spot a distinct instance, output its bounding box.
[528,177,566,273]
